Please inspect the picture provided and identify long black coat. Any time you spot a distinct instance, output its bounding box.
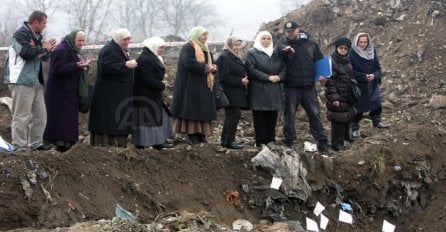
[349,49,382,113]
[88,39,134,135]
[44,41,81,142]
[245,48,286,111]
[133,47,166,127]
[216,50,248,108]
[325,52,357,123]
[170,42,217,121]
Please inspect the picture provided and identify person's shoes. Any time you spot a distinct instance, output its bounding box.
[13,147,27,153]
[332,145,345,151]
[373,122,390,129]
[188,134,200,145]
[282,140,295,148]
[135,145,145,150]
[56,146,70,152]
[34,143,54,151]
[351,130,360,139]
[317,141,333,154]
[344,136,355,142]
[197,134,208,144]
[224,142,243,149]
[152,143,175,150]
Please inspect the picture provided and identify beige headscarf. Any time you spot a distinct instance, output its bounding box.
[142,37,166,64]
[223,36,243,60]
[253,31,274,57]
[189,26,214,90]
[112,28,131,45]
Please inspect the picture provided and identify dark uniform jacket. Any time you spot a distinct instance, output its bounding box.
[276,32,323,87]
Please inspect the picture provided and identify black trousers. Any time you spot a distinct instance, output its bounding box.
[331,121,350,148]
[221,106,241,144]
[252,110,278,146]
[351,107,382,130]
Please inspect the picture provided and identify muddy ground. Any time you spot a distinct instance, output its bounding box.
[0,0,446,231]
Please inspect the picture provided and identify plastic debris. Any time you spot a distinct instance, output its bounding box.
[304,141,317,152]
[115,204,137,222]
[226,190,241,207]
[0,136,14,153]
[232,219,253,231]
[20,176,32,200]
[340,202,353,212]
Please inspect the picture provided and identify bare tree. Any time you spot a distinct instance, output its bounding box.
[112,0,160,42]
[10,0,62,20]
[158,0,221,38]
[64,0,115,44]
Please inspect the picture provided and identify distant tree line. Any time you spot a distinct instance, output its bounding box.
[0,0,221,46]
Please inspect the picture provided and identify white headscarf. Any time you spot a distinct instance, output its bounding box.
[253,31,273,57]
[142,37,166,64]
[112,28,131,45]
[351,32,375,60]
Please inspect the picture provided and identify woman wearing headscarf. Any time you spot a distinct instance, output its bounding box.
[349,32,390,139]
[132,37,174,150]
[43,30,92,152]
[325,38,357,151]
[88,28,137,147]
[170,26,217,145]
[216,36,249,149]
[245,31,286,147]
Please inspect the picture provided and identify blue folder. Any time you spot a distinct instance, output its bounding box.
[314,56,332,81]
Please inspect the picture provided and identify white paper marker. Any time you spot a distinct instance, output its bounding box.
[306,217,319,232]
[270,176,283,190]
[338,210,353,224]
[320,213,329,230]
[313,201,325,216]
[382,220,396,232]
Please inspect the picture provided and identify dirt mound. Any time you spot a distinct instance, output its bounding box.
[0,0,445,231]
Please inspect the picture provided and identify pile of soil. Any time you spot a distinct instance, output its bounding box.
[0,0,445,231]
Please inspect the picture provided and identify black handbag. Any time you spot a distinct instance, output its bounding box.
[348,78,361,104]
[214,80,229,109]
[79,71,90,113]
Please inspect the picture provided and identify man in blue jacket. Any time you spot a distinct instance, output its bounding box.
[4,11,56,152]
[277,20,332,153]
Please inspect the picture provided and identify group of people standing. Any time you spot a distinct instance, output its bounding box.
[4,10,389,154]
